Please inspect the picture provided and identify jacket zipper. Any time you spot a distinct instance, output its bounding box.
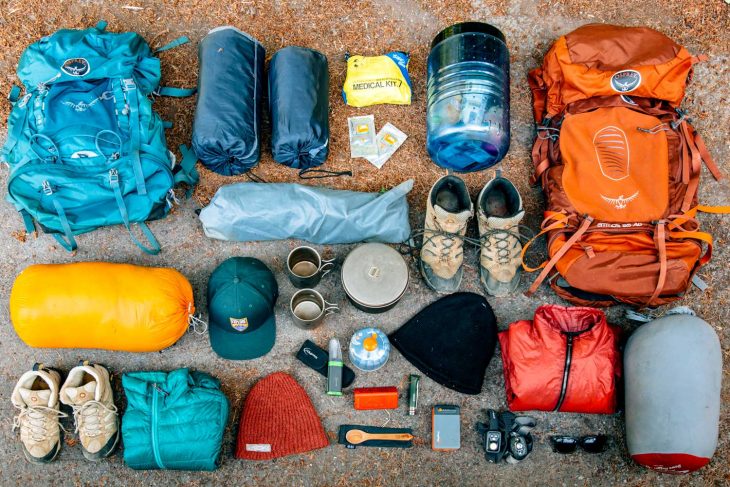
[151,384,166,469]
[554,335,574,412]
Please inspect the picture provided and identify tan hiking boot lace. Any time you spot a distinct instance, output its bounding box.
[481,226,530,264]
[423,216,468,262]
[405,225,534,265]
[13,405,67,442]
[73,401,118,438]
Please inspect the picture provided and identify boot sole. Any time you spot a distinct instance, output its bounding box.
[22,439,61,465]
[481,269,521,297]
[82,427,120,462]
[420,260,463,294]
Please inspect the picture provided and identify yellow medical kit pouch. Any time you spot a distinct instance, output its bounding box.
[10,262,194,352]
[342,51,412,107]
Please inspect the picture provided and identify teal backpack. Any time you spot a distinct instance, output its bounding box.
[2,21,198,254]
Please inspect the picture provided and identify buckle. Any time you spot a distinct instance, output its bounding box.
[108,168,119,184]
[42,181,53,195]
[17,93,32,108]
[122,78,136,91]
[671,108,690,130]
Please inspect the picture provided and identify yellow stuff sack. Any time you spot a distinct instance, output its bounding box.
[342,51,412,107]
[10,262,194,352]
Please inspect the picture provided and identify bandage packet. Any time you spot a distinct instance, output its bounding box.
[365,123,407,169]
[348,115,378,158]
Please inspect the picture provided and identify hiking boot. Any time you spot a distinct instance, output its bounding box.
[477,173,526,296]
[11,364,66,464]
[60,362,119,461]
[420,175,474,293]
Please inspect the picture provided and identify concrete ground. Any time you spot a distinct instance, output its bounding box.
[0,1,728,486]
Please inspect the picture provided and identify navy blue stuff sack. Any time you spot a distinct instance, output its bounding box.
[192,27,264,176]
[269,47,349,179]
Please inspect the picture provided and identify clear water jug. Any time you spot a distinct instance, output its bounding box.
[427,22,510,172]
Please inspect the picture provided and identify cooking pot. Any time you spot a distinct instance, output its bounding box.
[341,243,409,313]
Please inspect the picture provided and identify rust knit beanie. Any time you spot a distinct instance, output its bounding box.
[236,372,329,460]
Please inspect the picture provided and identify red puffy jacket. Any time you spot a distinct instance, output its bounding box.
[499,305,621,414]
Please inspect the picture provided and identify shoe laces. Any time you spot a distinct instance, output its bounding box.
[13,404,67,443]
[72,401,118,438]
[481,225,533,265]
[421,216,469,262]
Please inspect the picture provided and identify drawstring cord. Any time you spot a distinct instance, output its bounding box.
[637,123,671,134]
[625,306,696,323]
[298,167,353,179]
[244,171,267,183]
[188,314,208,335]
[536,126,560,140]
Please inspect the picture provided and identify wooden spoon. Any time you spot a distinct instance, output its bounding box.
[346,429,414,444]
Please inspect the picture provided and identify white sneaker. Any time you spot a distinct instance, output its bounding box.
[60,362,119,461]
[11,364,66,464]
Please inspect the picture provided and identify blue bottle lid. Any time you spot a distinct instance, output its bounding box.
[348,327,390,372]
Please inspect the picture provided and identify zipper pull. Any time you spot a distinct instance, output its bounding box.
[152,383,169,397]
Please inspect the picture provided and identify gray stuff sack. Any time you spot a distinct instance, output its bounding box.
[199,180,413,244]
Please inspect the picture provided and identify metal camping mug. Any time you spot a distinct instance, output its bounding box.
[289,289,339,330]
[286,246,335,288]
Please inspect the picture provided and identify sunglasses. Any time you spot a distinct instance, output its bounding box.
[549,435,607,454]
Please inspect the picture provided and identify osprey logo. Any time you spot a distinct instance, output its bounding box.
[610,70,641,93]
[61,58,90,77]
[62,100,94,112]
[230,317,249,332]
[600,191,639,209]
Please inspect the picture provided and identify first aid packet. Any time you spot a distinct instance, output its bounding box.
[365,123,407,169]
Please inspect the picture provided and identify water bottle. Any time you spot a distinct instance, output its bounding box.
[427,22,510,172]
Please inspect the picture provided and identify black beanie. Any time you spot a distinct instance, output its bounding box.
[389,292,497,395]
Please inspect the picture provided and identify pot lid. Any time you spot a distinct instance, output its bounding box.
[341,243,409,308]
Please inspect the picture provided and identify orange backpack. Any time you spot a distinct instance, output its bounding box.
[525,24,726,307]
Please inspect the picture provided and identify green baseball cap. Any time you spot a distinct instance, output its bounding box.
[208,257,278,360]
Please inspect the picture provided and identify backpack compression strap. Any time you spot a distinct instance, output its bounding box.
[153,37,197,97]
[108,169,161,255]
[525,216,593,297]
[42,182,78,252]
[175,145,200,198]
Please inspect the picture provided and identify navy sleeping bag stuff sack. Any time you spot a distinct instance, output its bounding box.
[269,47,349,179]
[192,27,264,176]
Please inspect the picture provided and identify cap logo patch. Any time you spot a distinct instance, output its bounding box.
[230,317,249,331]
[61,58,90,77]
[246,444,271,452]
